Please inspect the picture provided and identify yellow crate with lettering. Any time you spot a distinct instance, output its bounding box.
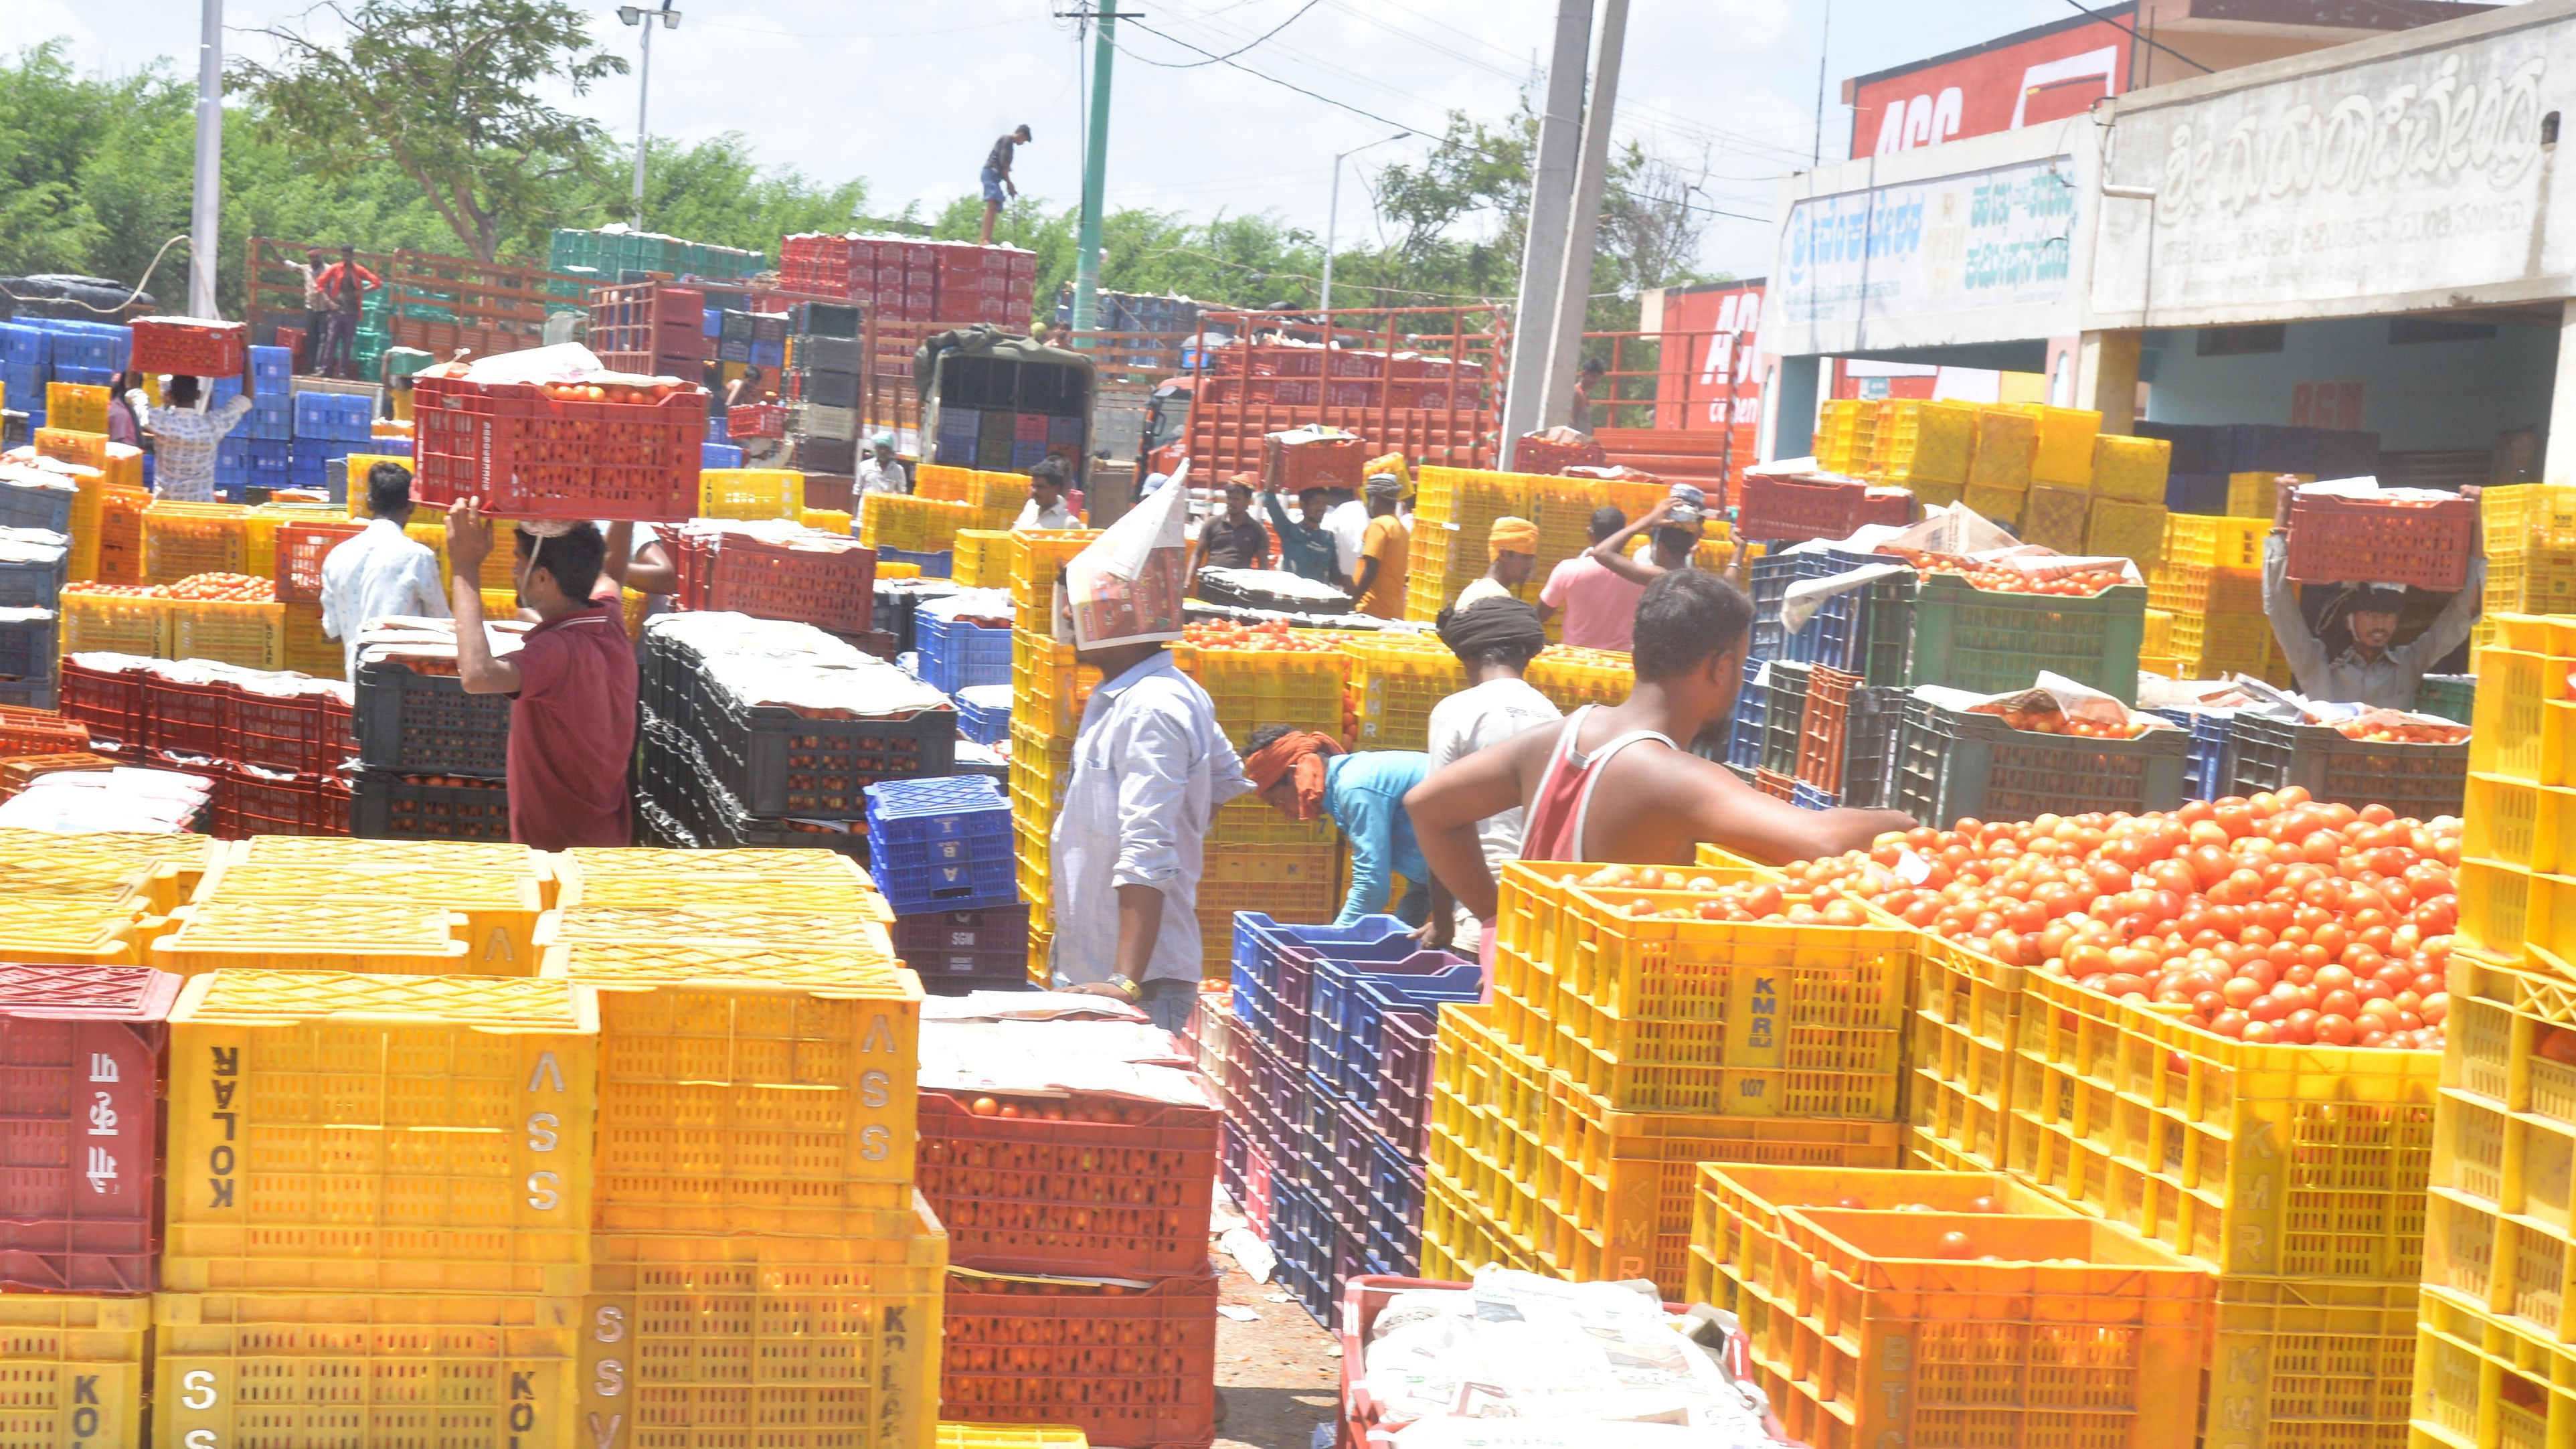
[152,1290,580,1449]
[578,1194,946,1449]
[699,467,803,521]
[2004,968,2437,1278]
[161,970,599,1295]
[537,944,922,1235]
[2200,1275,2415,1449]
[0,1294,146,1449]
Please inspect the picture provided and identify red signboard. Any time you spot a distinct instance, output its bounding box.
[1653,282,1764,475]
[1849,8,2134,159]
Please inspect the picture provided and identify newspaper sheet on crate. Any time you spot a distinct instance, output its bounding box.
[0,766,212,833]
[1359,1271,1776,1449]
[920,588,1012,629]
[919,1016,1213,1107]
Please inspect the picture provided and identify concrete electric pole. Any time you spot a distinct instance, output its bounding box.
[1537,0,1628,433]
[1497,0,1593,469]
[189,0,223,318]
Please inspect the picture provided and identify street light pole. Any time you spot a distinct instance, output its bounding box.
[189,0,223,319]
[620,1,682,231]
[1320,133,1405,318]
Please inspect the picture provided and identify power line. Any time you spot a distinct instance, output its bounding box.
[1118,0,1323,67]
[2056,0,2214,75]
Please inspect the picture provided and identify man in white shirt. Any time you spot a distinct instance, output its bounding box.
[1014,456,1080,529]
[142,373,256,503]
[1424,597,1561,948]
[1049,630,1250,1031]
[857,433,908,495]
[321,462,448,677]
[1322,487,1368,580]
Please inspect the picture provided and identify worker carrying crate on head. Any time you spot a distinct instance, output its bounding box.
[2263,476,2484,708]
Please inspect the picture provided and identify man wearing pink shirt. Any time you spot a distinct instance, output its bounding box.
[1535,505,1646,651]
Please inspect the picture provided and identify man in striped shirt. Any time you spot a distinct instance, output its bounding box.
[136,372,256,503]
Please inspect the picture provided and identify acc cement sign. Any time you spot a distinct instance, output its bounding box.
[2093,7,2568,326]
[1768,147,2083,356]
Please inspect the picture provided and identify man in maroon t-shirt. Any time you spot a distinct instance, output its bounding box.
[446,503,638,849]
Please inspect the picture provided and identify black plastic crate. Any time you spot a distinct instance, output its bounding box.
[1761,661,1809,776]
[354,661,510,777]
[640,706,875,859]
[788,301,863,338]
[893,906,1031,975]
[1838,686,1907,812]
[686,663,956,819]
[2226,715,2466,817]
[352,768,513,840]
[789,367,859,410]
[0,551,64,610]
[1892,693,2188,828]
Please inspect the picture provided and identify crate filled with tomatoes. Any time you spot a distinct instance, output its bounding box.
[916,1088,1219,1278]
[410,371,707,521]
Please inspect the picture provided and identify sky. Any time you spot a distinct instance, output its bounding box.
[14,1,2170,279]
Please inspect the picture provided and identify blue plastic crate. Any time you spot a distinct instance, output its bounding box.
[2165,473,2229,515]
[1231,914,1419,1063]
[715,339,750,364]
[871,849,1018,915]
[701,307,723,338]
[1725,657,1766,769]
[0,477,73,535]
[216,437,250,464]
[863,774,1010,847]
[0,326,48,369]
[701,441,744,469]
[1304,950,1474,1096]
[918,614,1011,694]
[705,412,729,444]
[877,547,953,579]
[209,375,241,406]
[953,686,1010,747]
[292,392,374,442]
[247,401,292,441]
[749,339,784,368]
[0,610,58,686]
[288,457,327,489]
[248,439,290,468]
[1790,780,1838,811]
[1365,1133,1426,1248]
[0,550,65,610]
[2169,708,2234,802]
[249,345,292,384]
[2,361,43,405]
[369,437,412,458]
[1335,969,1480,1105]
[1008,440,1049,470]
[50,363,112,388]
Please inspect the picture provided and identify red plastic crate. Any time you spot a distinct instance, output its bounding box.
[1739,471,1867,543]
[1753,766,1798,801]
[1796,664,1860,794]
[916,1090,1219,1277]
[1513,434,1608,473]
[144,675,228,758]
[1857,487,1916,529]
[725,402,786,440]
[942,1270,1219,1449]
[274,521,365,606]
[227,684,347,774]
[2284,488,2479,591]
[128,316,246,377]
[0,962,179,1292]
[61,657,147,749]
[681,531,878,635]
[0,705,89,758]
[411,375,706,521]
[218,765,345,839]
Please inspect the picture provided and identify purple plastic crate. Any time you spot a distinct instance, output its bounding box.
[1373,1007,1439,1162]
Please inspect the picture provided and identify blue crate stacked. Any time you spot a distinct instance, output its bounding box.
[954,683,1011,747]
[287,390,371,491]
[918,596,1011,694]
[865,774,1019,916]
[245,346,292,441]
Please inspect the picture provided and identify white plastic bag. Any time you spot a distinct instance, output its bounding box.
[1062,460,1191,649]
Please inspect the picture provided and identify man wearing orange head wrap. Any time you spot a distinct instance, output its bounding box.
[1454,514,1537,611]
[1245,726,1432,928]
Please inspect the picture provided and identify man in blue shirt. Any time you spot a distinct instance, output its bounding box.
[1242,726,1430,926]
[1258,481,1345,590]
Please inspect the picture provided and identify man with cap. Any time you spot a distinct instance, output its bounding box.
[1454,515,1538,610]
[1349,471,1410,618]
[1241,728,1433,928]
[2263,479,2483,707]
[1424,597,1560,948]
[1587,487,1711,586]
[857,433,908,495]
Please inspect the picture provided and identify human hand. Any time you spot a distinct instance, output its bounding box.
[446,498,493,571]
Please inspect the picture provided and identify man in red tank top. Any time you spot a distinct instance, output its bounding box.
[1405,570,1915,932]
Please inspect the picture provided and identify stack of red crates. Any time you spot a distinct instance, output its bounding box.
[60,658,354,837]
[778,234,1036,324]
[584,280,709,376]
[0,964,177,1294]
[919,1084,1223,1448]
[663,525,877,635]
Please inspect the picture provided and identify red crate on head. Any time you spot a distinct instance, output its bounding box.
[144,675,228,758]
[274,521,366,606]
[60,656,146,748]
[942,1269,1219,1448]
[0,962,178,1293]
[128,317,246,377]
[916,1089,1219,1277]
[2285,488,2479,591]
[1262,429,1371,494]
[411,375,705,521]
[1739,470,1867,543]
[725,402,786,439]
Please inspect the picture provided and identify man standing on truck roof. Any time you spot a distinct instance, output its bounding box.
[980,124,1031,246]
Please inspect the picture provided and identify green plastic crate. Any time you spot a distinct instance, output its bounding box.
[1905,573,2146,705]
[2415,673,2475,726]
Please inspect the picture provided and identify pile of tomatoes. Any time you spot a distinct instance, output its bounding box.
[948,1093,1165,1126]
[1903,554,2128,597]
[947,1272,1161,1302]
[1972,702,2156,739]
[1182,620,1336,652]
[1772,786,2454,1051]
[2336,715,2469,745]
[167,573,274,602]
[535,381,685,404]
[1575,867,1874,925]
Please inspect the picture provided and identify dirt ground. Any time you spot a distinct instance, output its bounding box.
[1209,1210,1343,1449]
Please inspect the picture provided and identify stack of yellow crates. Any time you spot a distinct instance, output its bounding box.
[699,466,805,521]
[2479,483,2576,616]
[861,492,978,554]
[2422,623,2576,1449]
[2147,513,2286,681]
[1170,634,1347,973]
[1007,527,1101,978]
[1405,466,1663,631]
[916,463,1029,531]
[1421,857,1911,1300]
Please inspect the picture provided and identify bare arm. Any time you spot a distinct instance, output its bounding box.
[624,541,677,596]
[445,501,523,696]
[1589,501,1670,585]
[1352,555,1381,600]
[1681,762,1913,864]
[602,521,634,591]
[1113,883,1165,983]
[1404,734,1547,924]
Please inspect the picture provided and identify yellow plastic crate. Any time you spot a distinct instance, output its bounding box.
[1958,481,2025,525]
[45,381,110,434]
[2004,969,2437,1278]
[149,899,474,976]
[151,1291,581,1448]
[2020,483,2089,553]
[193,861,545,972]
[939,1424,1091,1448]
[1964,407,2035,491]
[541,952,923,1233]
[1684,1161,2071,1312]
[2143,606,2173,656]
[2227,470,2311,519]
[33,426,106,473]
[2487,483,2576,553]
[2085,496,2168,567]
[582,1195,946,1449]
[142,501,248,583]
[2008,402,2101,485]
[166,597,285,670]
[1525,646,1632,716]
[162,970,599,1295]
[800,505,853,536]
[550,845,877,910]
[1905,928,2027,1171]
[0,1293,146,1447]
[954,527,1015,588]
[343,452,417,517]
[280,599,342,678]
[230,833,547,882]
[2166,513,2269,571]
[2470,645,2552,783]
[2089,432,2170,503]
[1343,634,1466,750]
[699,467,804,520]
[1173,640,1348,739]
[2195,1275,2416,1449]
[241,502,343,582]
[2414,1282,2576,1449]
[1012,626,1098,737]
[58,589,169,657]
[1877,400,1976,485]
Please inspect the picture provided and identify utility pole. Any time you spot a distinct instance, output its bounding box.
[189,0,223,319]
[619,3,683,231]
[1320,134,1406,316]
[1537,0,1628,433]
[1066,7,1139,341]
[1498,0,1593,469]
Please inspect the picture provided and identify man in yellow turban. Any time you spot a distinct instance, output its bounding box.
[1454,514,1539,610]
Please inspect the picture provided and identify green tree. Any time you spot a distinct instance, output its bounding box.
[0,41,120,276]
[228,0,628,262]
